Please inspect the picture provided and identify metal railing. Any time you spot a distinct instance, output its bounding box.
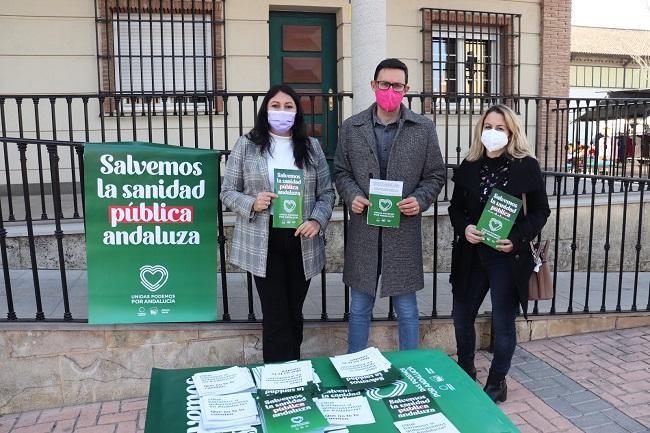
[0,92,648,322]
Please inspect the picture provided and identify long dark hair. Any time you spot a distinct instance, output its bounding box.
[246,85,312,169]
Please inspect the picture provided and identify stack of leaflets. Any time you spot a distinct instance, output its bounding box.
[193,366,256,396]
[199,393,259,432]
[252,360,320,397]
[254,361,330,433]
[329,347,402,391]
[383,391,460,433]
[191,366,260,432]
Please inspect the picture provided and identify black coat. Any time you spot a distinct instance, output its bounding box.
[448,155,551,316]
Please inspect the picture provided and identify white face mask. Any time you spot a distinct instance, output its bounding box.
[481,129,509,152]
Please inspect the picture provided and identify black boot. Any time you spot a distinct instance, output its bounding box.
[483,374,507,403]
[457,357,477,381]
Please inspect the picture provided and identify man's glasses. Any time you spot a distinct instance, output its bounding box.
[375,81,406,92]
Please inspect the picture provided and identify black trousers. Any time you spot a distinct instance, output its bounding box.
[253,218,310,363]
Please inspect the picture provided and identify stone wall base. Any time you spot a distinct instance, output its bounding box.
[1,313,649,414]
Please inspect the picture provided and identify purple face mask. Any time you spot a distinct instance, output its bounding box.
[267,110,296,134]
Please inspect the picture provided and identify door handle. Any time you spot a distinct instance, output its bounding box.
[328,88,334,112]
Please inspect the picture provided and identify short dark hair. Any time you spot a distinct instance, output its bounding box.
[373,58,408,84]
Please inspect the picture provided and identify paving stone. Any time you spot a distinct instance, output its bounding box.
[619,391,650,405]
[14,413,40,429]
[508,368,533,384]
[100,402,119,416]
[603,408,650,432]
[553,375,590,393]
[571,410,618,428]
[583,423,634,433]
[572,397,615,414]
[534,384,575,400]
[526,377,561,391]
[51,419,75,433]
[74,426,116,433]
[97,412,138,425]
[115,421,136,433]
[518,411,557,432]
[544,397,584,419]
[562,390,599,405]
[11,423,55,433]
[526,366,563,380]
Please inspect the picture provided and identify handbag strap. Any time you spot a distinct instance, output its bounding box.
[521,192,541,258]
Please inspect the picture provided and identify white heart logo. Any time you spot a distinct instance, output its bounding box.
[488,218,503,232]
[283,199,297,213]
[366,380,408,400]
[378,199,392,212]
[139,265,169,292]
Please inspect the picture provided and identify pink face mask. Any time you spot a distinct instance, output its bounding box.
[267,110,296,134]
[375,88,403,112]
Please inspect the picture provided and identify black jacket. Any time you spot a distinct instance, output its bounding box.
[448,155,551,316]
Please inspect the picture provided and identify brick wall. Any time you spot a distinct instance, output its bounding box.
[538,0,571,165]
[540,0,571,97]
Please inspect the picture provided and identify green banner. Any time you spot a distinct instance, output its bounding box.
[272,168,304,229]
[144,349,520,433]
[84,142,218,324]
[476,188,522,250]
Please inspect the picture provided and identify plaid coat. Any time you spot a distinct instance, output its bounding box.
[221,135,335,279]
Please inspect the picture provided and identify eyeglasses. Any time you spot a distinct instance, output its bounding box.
[375,81,406,92]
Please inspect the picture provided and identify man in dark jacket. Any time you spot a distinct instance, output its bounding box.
[334,58,446,353]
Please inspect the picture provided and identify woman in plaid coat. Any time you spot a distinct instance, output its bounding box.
[221,85,335,363]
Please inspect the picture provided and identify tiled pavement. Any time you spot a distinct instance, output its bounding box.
[1,327,649,433]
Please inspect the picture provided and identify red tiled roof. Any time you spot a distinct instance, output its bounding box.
[571,25,650,56]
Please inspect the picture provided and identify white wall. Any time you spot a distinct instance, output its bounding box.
[0,0,545,189]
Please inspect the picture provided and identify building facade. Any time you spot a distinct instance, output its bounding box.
[0,0,570,186]
[569,25,650,168]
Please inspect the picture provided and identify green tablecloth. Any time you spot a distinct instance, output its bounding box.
[144,349,520,433]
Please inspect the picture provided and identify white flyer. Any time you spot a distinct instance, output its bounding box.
[329,347,391,378]
[394,413,460,433]
[193,366,255,396]
[259,360,313,390]
[315,396,375,426]
[199,393,258,423]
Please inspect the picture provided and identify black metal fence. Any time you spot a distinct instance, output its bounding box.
[0,93,648,322]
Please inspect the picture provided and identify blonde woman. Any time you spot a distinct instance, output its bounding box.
[448,104,550,403]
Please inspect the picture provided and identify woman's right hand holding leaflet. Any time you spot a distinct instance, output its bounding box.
[253,192,278,212]
[465,224,484,244]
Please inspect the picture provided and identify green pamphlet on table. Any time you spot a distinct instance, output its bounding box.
[385,391,459,433]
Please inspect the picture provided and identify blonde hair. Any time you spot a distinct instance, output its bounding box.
[466,104,535,161]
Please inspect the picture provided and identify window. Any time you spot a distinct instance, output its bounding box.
[96,0,225,114]
[569,64,650,89]
[432,35,496,95]
[422,9,520,110]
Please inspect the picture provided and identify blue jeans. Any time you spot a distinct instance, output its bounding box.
[452,259,519,377]
[348,289,419,353]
